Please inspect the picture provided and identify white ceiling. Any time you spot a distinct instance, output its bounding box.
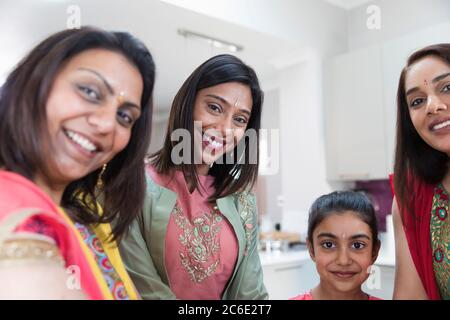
[0,0,302,116]
[323,0,374,10]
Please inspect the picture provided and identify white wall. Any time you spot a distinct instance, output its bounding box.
[261,53,353,235]
[347,0,450,50]
[161,0,348,56]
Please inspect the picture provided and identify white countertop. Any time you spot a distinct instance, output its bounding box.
[259,249,311,267]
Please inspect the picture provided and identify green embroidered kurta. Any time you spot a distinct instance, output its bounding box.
[119,172,268,300]
[430,184,450,299]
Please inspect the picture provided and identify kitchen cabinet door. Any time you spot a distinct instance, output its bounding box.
[325,45,387,181]
[263,259,318,300]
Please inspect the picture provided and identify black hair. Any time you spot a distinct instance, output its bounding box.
[0,26,155,240]
[394,43,450,221]
[307,191,379,250]
[151,54,263,202]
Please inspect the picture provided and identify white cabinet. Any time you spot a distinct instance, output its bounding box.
[325,45,387,181]
[261,251,319,300]
[325,22,450,181]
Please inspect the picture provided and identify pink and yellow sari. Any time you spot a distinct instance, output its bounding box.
[0,170,138,300]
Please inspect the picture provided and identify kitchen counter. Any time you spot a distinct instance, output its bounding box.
[259,248,310,267]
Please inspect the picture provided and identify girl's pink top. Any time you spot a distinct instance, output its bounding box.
[147,165,238,300]
[290,291,382,300]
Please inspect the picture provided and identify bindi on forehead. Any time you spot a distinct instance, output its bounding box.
[117,91,125,104]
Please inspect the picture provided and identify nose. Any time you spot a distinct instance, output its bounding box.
[427,95,447,114]
[87,105,116,134]
[336,247,352,266]
[212,116,235,140]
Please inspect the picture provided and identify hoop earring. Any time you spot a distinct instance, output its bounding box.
[97,163,107,188]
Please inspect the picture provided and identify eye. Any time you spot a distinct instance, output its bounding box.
[234,116,248,125]
[116,110,134,127]
[321,241,336,249]
[410,97,425,107]
[351,242,366,250]
[442,84,450,93]
[78,85,101,101]
[208,104,221,113]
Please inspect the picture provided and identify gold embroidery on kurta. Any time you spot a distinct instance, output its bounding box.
[172,204,223,283]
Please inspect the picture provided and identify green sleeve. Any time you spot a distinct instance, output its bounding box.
[119,195,176,300]
[224,193,269,300]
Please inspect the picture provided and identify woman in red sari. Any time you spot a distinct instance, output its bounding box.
[0,26,155,299]
[392,44,450,300]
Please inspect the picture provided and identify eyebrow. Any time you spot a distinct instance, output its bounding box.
[432,72,450,83]
[317,233,371,241]
[78,68,114,94]
[406,72,450,96]
[317,233,337,239]
[78,68,141,110]
[206,94,251,116]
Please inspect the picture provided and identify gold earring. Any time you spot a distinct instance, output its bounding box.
[97,163,107,188]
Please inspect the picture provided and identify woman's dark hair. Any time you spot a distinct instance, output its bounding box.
[151,54,263,202]
[0,26,155,240]
[394,43,450,220]
[307,191,379,252]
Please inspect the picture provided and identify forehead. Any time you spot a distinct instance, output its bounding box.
[313,211,372,238]
[405,56,450,87]
[61,48,140,78]
[199,82,252,100]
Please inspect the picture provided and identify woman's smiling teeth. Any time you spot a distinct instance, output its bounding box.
[203,134,223,150]
[64,129,98,153]
[432,119,450,131]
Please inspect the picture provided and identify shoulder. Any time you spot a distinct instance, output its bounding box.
[233,191,257,208]
[232,191,258,221]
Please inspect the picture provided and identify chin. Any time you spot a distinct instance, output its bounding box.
[202,153,224,165]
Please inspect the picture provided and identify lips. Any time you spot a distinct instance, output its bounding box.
[429,117,450,132]
[330,271,358,279]
[63,128,103,156]
[202,133,226,151]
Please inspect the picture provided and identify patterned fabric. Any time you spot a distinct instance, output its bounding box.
[235,192,256,256]
[147,165,239,300]
[0,237,64,266]
[74,223,130,300]
[16,216,59,244]
[430,184,450,300]
[172,204,224,283]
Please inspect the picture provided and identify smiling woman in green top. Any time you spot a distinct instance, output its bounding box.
[119,54,268,300]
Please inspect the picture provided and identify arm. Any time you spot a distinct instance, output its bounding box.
[119,208,176,300]
[392,197,428,299]
[0,236,87,299]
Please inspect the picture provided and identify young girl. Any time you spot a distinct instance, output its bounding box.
[291,191,381,300]
[120,54,268,300]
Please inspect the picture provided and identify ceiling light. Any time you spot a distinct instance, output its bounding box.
[177,29,243,52]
